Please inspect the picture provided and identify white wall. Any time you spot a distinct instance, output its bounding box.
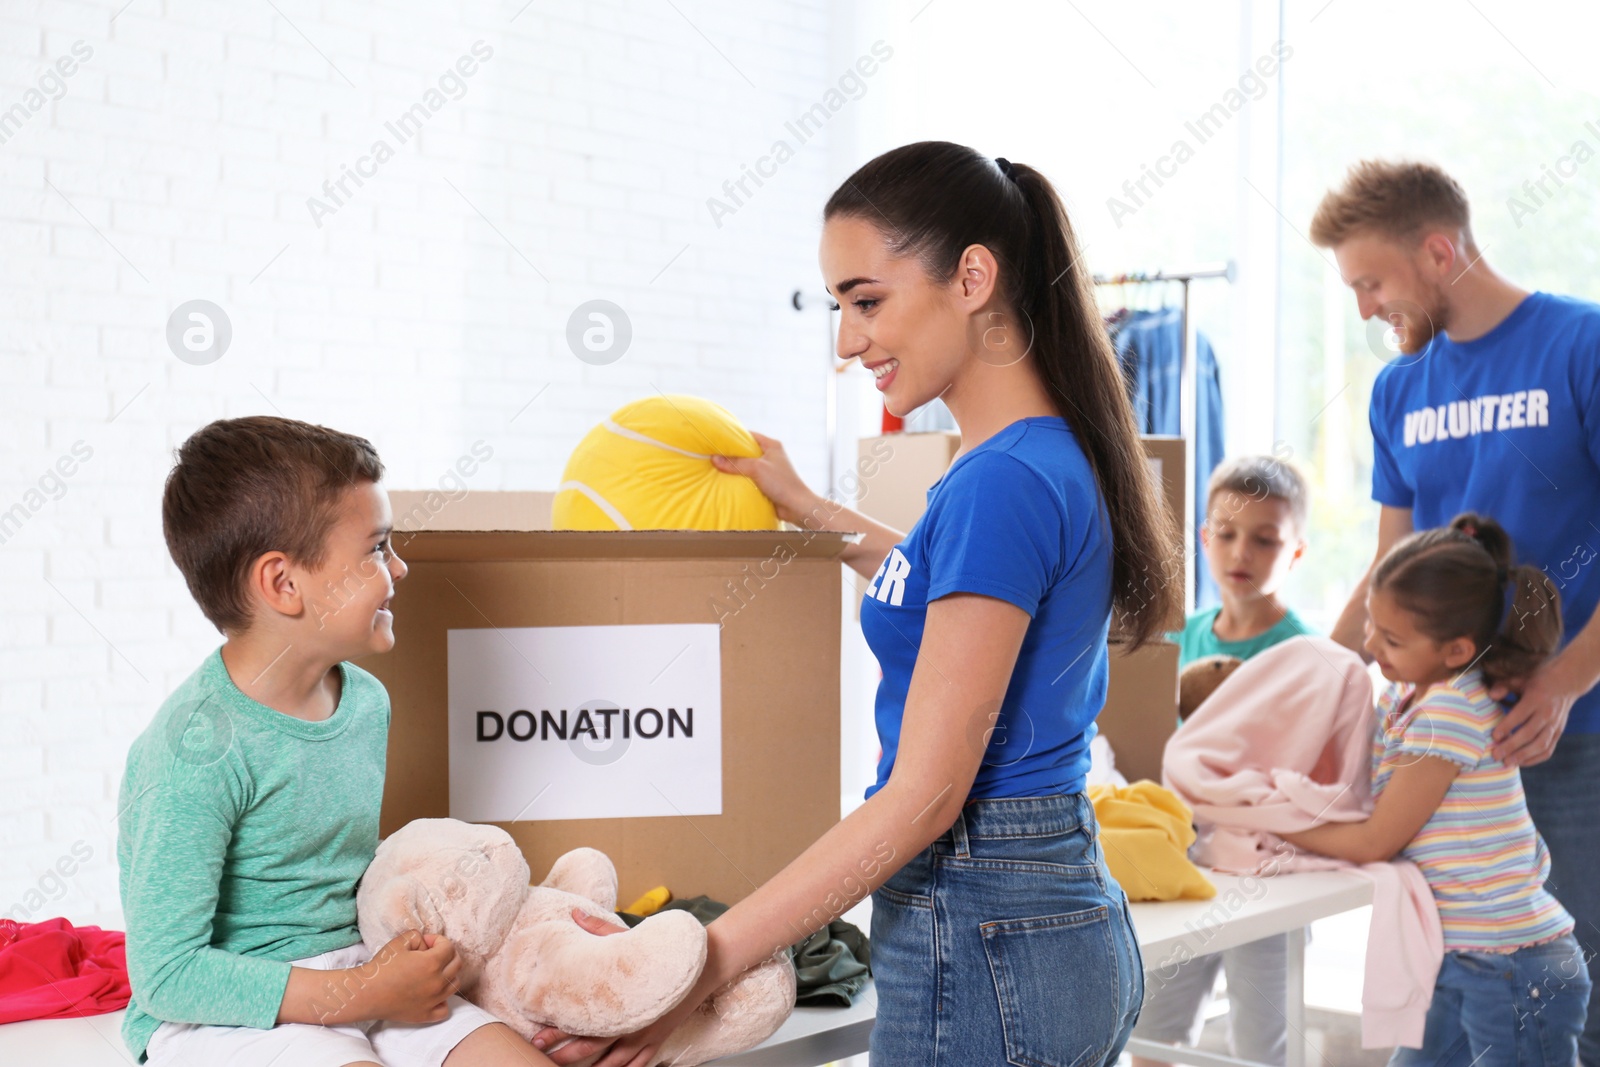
[0,0,890,924]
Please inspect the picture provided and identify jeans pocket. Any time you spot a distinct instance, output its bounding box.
[875,881,932,910]
[981,905,1121,1067]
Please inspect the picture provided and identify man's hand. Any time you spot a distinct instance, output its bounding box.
[1490,659,1580,766]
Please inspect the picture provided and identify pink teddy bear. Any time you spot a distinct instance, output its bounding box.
[356,818,796,1066]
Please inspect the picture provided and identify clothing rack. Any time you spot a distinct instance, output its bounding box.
[1092,263,1236,285]
[1093,261,1234,437]
[1094,261,1235,611]
[792,289,843,493]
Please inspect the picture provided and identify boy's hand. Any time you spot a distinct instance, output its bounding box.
[362,929,462,1023]
[278,929,460,1026]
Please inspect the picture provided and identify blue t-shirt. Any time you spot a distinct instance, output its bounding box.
[860,416,1113,800]
[1370,291,1600,732]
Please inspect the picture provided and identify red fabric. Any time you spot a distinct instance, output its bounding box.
[880,407,903,433]
[0,918,131,1023]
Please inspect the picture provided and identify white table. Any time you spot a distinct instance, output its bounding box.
[1121,870,1373,1067]
[0,871,1373,1067]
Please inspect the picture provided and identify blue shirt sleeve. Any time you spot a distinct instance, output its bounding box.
[1369,372,1415,508]
[923,451,1065,616]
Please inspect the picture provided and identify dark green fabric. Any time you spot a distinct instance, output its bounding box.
[616,895,872,1007]
[660,895,728,924]
[788,918,872,1007]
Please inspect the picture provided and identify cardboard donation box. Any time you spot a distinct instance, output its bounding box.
[851,433,1189,781]
[1138,436,1187,632]
[1096,641,1181,784]
[370,491,854,906]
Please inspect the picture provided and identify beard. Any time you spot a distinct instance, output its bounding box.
[1390,280,1451,355]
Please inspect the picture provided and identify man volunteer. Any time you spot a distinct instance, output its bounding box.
[1316,160,1600,1063]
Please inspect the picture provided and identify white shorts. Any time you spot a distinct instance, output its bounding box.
[144,943,502,1067]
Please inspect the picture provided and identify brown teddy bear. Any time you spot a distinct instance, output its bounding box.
[1178,654,1244,722]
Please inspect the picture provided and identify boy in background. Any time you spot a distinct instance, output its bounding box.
[118,416,551,1066]
[1174,454,1315,663]
[1132,454,1315,1067]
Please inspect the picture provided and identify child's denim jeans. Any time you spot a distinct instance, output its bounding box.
[868,792,1142,1066]
[1389,934,1591,1067]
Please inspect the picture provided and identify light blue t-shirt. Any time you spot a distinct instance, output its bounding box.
[1369,291,1600,732]
[1170,606,1317,668]
[860,417,1113,799]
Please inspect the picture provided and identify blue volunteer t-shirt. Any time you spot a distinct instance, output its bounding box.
[860,416,1113,800]
[1370,291,1600,732]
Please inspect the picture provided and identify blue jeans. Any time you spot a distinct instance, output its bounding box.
[868,793,1143,1066]
[1389,935,1590,1067]
[1522,730,1600,1066]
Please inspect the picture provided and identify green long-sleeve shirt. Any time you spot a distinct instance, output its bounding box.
[116,649,389,1062]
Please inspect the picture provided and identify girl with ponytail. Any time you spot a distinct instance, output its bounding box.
[1282,514,1588,1066]
[556,143,1167,1066]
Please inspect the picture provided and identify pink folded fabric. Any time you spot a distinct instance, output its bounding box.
[1163,636,1443,1049]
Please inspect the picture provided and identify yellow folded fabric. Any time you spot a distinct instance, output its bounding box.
[624,885,672,917]
[552,394,780,532]
[1089,780,1216,902]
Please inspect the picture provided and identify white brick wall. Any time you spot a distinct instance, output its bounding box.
[0,0,865,923]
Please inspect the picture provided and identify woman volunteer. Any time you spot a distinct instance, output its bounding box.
[546,141,1177,1067]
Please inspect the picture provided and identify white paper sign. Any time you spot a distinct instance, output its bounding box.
[447,623,722,822]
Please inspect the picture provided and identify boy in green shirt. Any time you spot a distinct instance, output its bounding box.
[1132,453,1316,1067]
[118,416,552,1066]
[1172,454,1316,664]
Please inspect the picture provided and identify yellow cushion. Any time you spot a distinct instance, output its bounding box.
[552,395,780,531]
[1089,780,1216,902]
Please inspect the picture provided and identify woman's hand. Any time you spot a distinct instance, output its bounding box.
[540,981,716,1066]
[587,991,706,1067]
[586,960,728,1067]
[532,910,633,1063]
[566,924,739,1067]
[711,431,821,526]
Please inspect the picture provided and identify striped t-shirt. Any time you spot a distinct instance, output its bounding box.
[1372,670,1573,952]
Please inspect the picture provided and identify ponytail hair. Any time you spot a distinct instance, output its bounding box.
[824,142,1181,647]
[1371,512,1562,685]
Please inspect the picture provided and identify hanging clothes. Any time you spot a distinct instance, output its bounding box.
[1107,306,1226,609]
